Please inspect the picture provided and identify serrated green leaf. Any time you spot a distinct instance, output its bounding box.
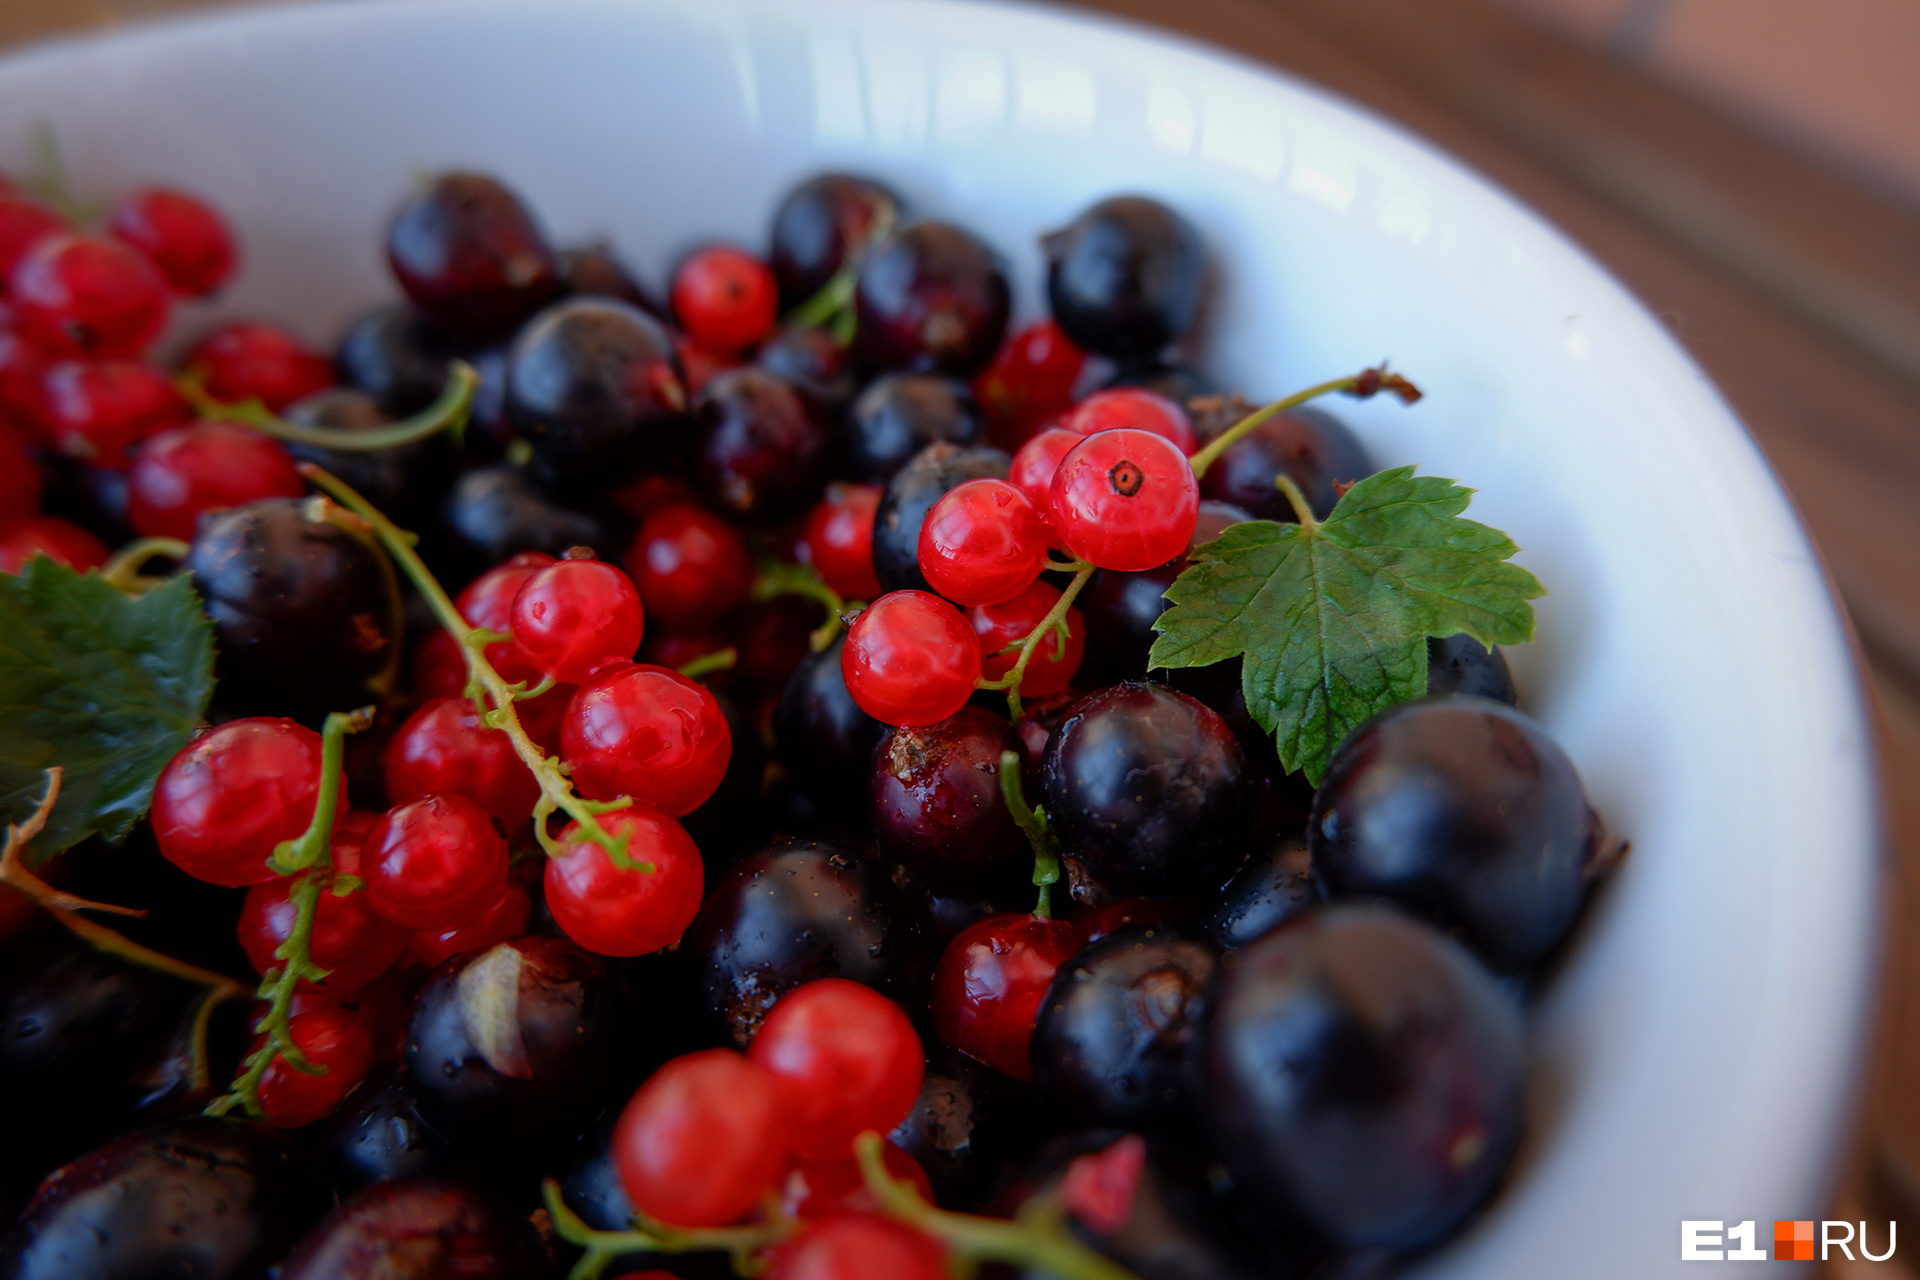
[1149,467,1545,784]
[0,557,215,862]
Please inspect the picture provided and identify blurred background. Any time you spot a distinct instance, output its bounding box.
[5,0,1918,1270]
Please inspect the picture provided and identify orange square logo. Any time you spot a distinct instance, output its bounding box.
[1775,1220,1816,1261]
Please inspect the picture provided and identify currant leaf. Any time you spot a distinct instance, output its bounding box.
[0,556,215,862]
[1149,466,1545,784]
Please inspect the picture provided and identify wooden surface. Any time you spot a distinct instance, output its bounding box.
[4,0,1918,1265]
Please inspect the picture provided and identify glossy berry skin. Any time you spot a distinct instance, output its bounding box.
[407,882,533,969]
[0,1119,307,1280]
[1200,834,1320,950]
[768,1214,949,1280]
[973,318,1084,450]
[1041,682,1251,898]
[770,173,899,306]
[1007,427,1080,520]
[439,464,607,570]
[333,303,456,416]
[759,323,856,413]
[871,706,1026,887]
[1426,633,1517,704]
[255,1004,376,1128]
[546,807,706,956]
[1031,924,1217,1129]
[1196,403,1371,522]
[239,865,405,997]
[615,1048,793,1227]
[127,421,304,540]
[803,483,885,600]
[9,233,170,358]
[0,192,63,282]
[931,913,1079,1081]
[108,188,237,296]
[152,717,334,887]
[186,320,334,412]
[38,358,193,466]
[916,478,1047,607]
[510,555,644,685]
[0,426,41,517]
[1049,428,1198,573]
[386,696,541,828]
[506,297,687,482]
[1063,388,1196,453]
[779,1142,933,1222]
[672,247,778,354]
[278,1180,538,1280]
[774,636,887,814]
[854,222,1009,378]
[282,386,447,525]
[559,241,660,312]
[387,172,560,339]
[404,936,619,1155]
[1311,695,1600,971]
[692,367,829,524]
[1196,905,1524,1250]
[0,514,109,575]
[1077,499,1248,681]
[1044,196,1204,362]
[363,793,508,934]
[311,1067,448,1195]
[848,373,984,483]
[968,580,1085,696]
[749,978,925,1158]
[683,839,931,1045]
[561,661,732,815]
[843,590,982,727]
[873,442,1011,594]
[627,502,752,629]
[452,548,554,684]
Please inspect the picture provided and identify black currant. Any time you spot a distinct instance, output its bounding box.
[756,325,855,415]
[1044,196,1204,363]
[847,373,984,483]
[854,222,1009,377]
[872,442,1010,594]
[386,172,561,340]
[1191,398,1371,522]
[1426,633,1517,703]
[277,1179,539,1280]
[769,173,899,307]
[691,367,828,524]
[437,464,610,573]
[333,304,456,417]
[506,297,688,483]
[870,706,1027,888]
[774,634,887,816]
[1199,833,1320,950]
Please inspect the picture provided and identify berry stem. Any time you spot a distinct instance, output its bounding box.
[999,750,1062,920]
[780,203,896,347]
[753,558,860,652]
[1185,365,1423,480]
[540,1179,786,1280]
[854,1131,1140,1280]
[977,561,1094,719]
[298,463,646,872]
[98,537,190,594]
[1274,474,1321,532]
[179,360,480,451]
[266,707,369,876]
[676,646,739,681]
[0,769,248,1092]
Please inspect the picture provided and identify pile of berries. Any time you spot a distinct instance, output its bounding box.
[0,164,1615,1280]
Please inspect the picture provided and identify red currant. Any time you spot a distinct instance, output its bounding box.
[841,591,981,727]
[152,717,340,887]
[560,661,732,816]
[126,421,305,540]
[0,193,64,282]
[9,233,170,358]
[801,483,884,600]
[385,696,541,829]
[546,807,705,957]
[408,629,468,700]
[1062,387,1196,453]
[671,247,778,354]
[626,502,752,630]
[765,1213,949,1280]
[0,516,109,576]
[237,861,406,997]
[185,320,333,411]
[1068,897,1188,946]
[0,329,51,436]
[108,188,238,297]
[605,473,701,523]
[39,358,193,466]
[1007,427,1081,520]
[916,478,1047,607]
[930,912,1078,1081]
[1060,1134,1147,1234]
[778,1142,934,1222]
[509,555,645,685]
[0,427,41,520]
[614,1048,793,1227]
[362,793,508,934]
[254,1003,375,1128]
[967,580,1084,697]
[749,978,925,1158]
[673,331,740,397]
[407,881,533,968]
[973,318,1084,450]
[1048,428,1198,572]
[452,549,556,685]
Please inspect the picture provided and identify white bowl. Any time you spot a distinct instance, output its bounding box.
[0,1,1879,1273]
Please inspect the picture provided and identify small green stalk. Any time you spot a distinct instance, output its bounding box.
[300,464,647,872]
[753,558,859,652]
[181,360,479,452]
[676,647,739,681]
[854,1132,1140,1280]
[779,202,894,347]
[976,561,1094,719]
[541,1180,784,1280]
[98,537,191,595]
[1185,365,1422,480]
[999,750,1062,919]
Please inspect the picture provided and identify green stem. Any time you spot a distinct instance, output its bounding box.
[299,464,647,872]
[182,361,479,451]
[999,750,1062,920]
[753,559,856,652]
[854,1132,1140,1280]
[676,647,738,681]
[267,708,368,876]
[976,562,1094,719]
[1185,366,1421,480]
[779,202,894,347]
[1273,475,1320,532]
[541,1179,785,1280]
[98,537,190,593]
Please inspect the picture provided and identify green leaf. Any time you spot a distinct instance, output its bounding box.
[1149,467,1545,784]
[0,556,215,862]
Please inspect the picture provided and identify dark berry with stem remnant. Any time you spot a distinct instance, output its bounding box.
[692,367,829,525]
[774,634,887,815]
[871,706,1027,888]
[770,173,900,307]
[334,303,457,416]
[847,372,985,483]
[1200,833,1320,950]
[1192,399,1371,523]
[887,1043,1026,1212]
[277,1179,540,1280]
[1044,196,1204,364]
[386,172,561,340]
[507,297,687,483]
[1426,633,1517,704]
[872,441,1010,595]
[854,222,1009,378]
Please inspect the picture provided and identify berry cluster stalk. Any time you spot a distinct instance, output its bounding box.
[299,464,648,871]
[977,560,1094,719]
[179,359,481,452]
[753,558,862,652]
[541,1181,785,1280]
[1185,364,1423,481]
